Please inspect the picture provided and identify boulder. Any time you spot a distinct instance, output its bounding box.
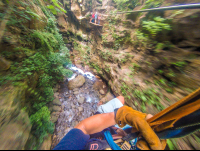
[54,92,59,98]
[78,107,83,112]
[71,121,79,127]
[74,91,79,95]
[99,92,115,103]
[78,97,85,104]
[71,103,75,108]
[52,98,61,106]
[52,106,61,112]
[73,88,79,92]
[100,89,106,95]
[68,75,85,90]
[50,112,60,123]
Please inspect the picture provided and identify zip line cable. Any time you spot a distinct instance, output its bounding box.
[107,3,200,15]
[71,3,200,19]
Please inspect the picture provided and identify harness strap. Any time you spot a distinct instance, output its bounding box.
[104,131,122,150]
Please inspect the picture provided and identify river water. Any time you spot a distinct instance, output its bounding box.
[51,65,106,149]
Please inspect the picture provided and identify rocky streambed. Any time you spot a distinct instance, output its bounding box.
[50,65,115,149]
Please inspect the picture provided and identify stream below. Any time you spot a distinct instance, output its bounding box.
[51,64,111,149]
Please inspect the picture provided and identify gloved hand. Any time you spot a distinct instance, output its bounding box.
[115,106,166,150]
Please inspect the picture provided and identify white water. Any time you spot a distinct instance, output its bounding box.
[67,65,96,81]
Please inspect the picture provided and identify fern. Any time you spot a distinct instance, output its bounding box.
[32,31,58,51]
[25,9,42,19]
[142,16,171,37]
[46,0,67,15]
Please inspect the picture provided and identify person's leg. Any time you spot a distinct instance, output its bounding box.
[116,96,125,105]
[97,96,124,114]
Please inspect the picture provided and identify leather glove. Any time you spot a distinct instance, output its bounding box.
[115,106,166,150]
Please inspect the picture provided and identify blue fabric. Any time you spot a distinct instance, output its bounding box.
[53,128,90,150]
[95,14,98,19]
[104,131,122,150]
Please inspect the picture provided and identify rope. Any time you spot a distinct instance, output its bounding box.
[104,131,122,150]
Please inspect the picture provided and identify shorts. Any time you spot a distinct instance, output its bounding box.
[97,98,123,113]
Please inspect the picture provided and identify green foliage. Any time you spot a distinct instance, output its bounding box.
[120,82,165,112]
[1,2,72,149]
[105,65,111,73]
[25,7,42,20]
[7,5,31,26]
[46,0,67,15]
[129,63,140,74]
[172,61,187,68]
[142,16,171,37]
[133,88,164,112]
[113,0,140,11]
[158,70,163,74]
[98,50,114,62]
[30,106,54,144]
[89,63,101,73]
[167,139,176,150]
[135,30,150,48]
[143,0,163,9]
[32,31,58,51]
[169,10,185,18]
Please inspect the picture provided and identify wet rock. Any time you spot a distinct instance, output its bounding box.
[57,13,68,31]
[93,81,108,94]
[74,91,79,95]
[78,107,83,112]
[95,75,101,79]
[71,121,79,127]
[53,98,61,106]
[78,97,85,104]
[61,104,65,110]
[100,92,115,103]
[68,75,86,90]
[52,106,61,112]
[73,88,79,92]
[50,112,60,123]
[53,88,58,93]
[71,103,75,108]
[100,89,106,95]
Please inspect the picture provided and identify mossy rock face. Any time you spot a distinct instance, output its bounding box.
[0,57,11,71]
[0,85,31,150]
[24,134,37,150]
[39,134,52,150]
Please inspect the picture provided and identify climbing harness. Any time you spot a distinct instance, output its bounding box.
[104,87,200,150]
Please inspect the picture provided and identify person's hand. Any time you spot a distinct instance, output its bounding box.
[115,106,166,150]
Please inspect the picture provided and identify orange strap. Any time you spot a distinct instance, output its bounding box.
[147,87,200,132]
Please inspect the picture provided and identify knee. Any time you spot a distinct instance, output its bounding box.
[146,114,153,120]
[117,96,125,105]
